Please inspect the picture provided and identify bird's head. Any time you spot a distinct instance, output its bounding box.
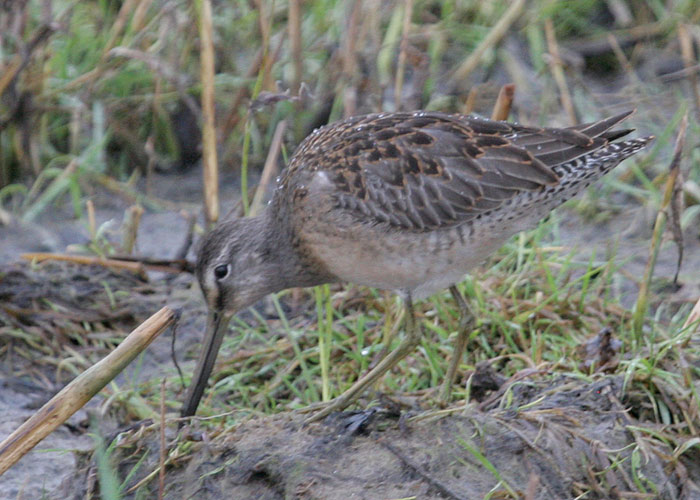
[194,217,277,316]
[182,216,278,418]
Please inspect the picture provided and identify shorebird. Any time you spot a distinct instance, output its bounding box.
[181,110,652,422]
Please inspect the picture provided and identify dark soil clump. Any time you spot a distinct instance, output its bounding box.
[58,376,699,500]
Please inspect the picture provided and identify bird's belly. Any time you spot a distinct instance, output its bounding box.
[308,221,518,299]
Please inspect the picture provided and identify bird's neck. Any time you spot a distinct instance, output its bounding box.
[255,206,334,293]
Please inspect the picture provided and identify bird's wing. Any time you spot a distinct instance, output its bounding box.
[290,110,634,231]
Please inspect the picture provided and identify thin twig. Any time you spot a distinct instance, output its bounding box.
[525,472,541,500]
[0,22,58,100]
[173,210,196,261]
[250,120,287,216]
[219,36,285,141]
[220,49,261,140]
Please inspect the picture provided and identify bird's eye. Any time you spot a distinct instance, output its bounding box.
[213,264,230,280]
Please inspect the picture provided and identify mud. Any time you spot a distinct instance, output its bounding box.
[55,377,699,500]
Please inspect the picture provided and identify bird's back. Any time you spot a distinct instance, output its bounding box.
[273,111,652,297]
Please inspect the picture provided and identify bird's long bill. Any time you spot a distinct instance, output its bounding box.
[180,310,232,418]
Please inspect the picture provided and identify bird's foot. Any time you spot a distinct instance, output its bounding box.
[301,393,357,423]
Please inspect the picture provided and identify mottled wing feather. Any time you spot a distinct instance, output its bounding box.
[289,111,634,231]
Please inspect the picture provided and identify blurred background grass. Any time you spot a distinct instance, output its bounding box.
[1,0,699,219]
[2,0,700,413]
[2,0,700,416]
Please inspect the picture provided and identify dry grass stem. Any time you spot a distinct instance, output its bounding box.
[256,0,274,92]
[20,252,192,275]
[491,83,515,120]
[122,204,144,255]
[220,48,263,140]
[394,0,414,110]
[0,56,22,99]
[342,1,362,117]
[131,0,156,32]
[607,33,638,83]
[22,252,147,275]
[199,0,219,225]
[678,24,700,119]
[158,378,166,500]
[605,0,632,26]
[250,120,287,217]
[288,0,302,95]
[101,0,138,61]
[86,199,96,240]
[632,112,687,340]
[544,18,577,125]
[452,0,525,83]
[0,307,175,476]
[681,297,700,348]
[462,87,478,114]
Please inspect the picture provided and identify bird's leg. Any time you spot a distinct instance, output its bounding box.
[440,285,474,402]
[369,290,399,369]
[305,293,421,423]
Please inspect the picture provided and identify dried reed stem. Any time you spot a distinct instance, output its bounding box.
[122,204,144,255]
[491,83,515,121]
[462,87,478,114]
[198,0,219,225]
[20,252,190,275]
[0,307,176,476]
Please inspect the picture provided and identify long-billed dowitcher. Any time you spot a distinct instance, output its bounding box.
[181,110,652,421]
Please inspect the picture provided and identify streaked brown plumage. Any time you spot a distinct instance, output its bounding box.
[182,110,653,421]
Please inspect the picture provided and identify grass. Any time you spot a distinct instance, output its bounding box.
[1,0,700,497]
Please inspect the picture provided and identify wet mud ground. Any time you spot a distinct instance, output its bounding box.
[0,162,699,499]
[53,377,700,500]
